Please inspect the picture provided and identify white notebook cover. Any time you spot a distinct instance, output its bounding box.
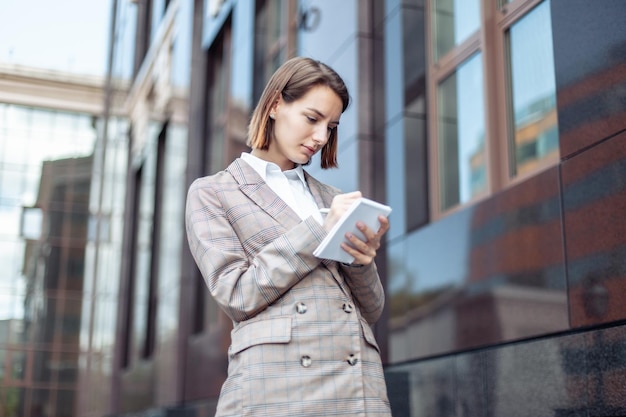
[313,198,392,263]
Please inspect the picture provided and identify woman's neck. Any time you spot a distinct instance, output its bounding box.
[251,148,295,171]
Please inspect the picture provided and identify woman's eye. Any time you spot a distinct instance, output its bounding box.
[306,116,317,123]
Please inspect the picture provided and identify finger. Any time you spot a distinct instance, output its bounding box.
[376,215,390,234]
[345,232,377,255]
[332,191,361,204]
[355,222,381,249]
[341,242,374,265]
[342,191,362,199]
[329,193,361,215]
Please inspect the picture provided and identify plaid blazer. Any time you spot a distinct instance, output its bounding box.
[186,158,391,417]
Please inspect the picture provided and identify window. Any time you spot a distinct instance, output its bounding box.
[431,0,480,61]
[506,1,558,177]
[121,162,142,368]
[205,22,232,173]
[134,0,154,76]
[253,0,296,102]
[427,0,558,216]
[436,53,487,211]
[142,123,168,358]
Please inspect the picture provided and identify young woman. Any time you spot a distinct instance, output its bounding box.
[185,56,391,416]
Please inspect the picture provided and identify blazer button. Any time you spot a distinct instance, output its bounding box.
[342,303,353,313]
[295,302,308,314]
[347,354,358,366]
[301,355,312,368]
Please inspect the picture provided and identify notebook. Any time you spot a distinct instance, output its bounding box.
[313,197,392,263]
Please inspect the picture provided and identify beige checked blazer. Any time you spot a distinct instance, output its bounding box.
[185,158,391,417]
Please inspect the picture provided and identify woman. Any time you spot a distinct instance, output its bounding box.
[185,56,391,416]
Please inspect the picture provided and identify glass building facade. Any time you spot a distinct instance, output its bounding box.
[3,0,625,416]
[0,78,108,416]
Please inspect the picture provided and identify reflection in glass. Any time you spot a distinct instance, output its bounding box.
[32,350,54,384]
[1,387,22,417]
[11,350,26,381]
[0,103,97,416]
[0,242,24,290]
[20,207,43,241]
[507,0,559,177]
[431,0,480,61]
[437,53,486,211]
[207,29,230,173]
[253,0,290,102]
[60,297,83,345]
[56,388,76,417]
[403,5,429,232]
[57,352,79,385]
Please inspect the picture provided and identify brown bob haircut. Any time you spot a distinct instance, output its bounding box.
[246,57,350,169]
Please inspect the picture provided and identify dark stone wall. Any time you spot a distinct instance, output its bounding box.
[385,1,626,415]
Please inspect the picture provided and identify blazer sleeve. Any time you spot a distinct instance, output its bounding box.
[340,262,385,324]
[185,177,328,322]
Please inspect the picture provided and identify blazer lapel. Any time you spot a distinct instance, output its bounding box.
[227,158,302,229]
[304,171,338,209]
[229,159,350,294]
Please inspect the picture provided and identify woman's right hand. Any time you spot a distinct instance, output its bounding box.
[322,191,362,232]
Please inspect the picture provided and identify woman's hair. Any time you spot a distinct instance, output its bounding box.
[247,57,350,169]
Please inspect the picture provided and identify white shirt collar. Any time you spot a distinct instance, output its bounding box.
[241,152,307,188]
[240,152,322,224]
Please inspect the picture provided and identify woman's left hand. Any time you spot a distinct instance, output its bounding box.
[341,215,390,265]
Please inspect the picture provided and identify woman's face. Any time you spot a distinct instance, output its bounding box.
[265,84,343,171]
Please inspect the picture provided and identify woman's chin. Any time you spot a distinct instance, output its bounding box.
[291,155,312,166]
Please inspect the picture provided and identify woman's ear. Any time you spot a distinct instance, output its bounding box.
[270,98,281,116]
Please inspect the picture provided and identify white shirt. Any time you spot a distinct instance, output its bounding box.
[241,152,324,224]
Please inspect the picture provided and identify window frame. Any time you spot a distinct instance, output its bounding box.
[425,0,556,220]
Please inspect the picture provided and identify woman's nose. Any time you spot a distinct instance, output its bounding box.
[312,125,329,144]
